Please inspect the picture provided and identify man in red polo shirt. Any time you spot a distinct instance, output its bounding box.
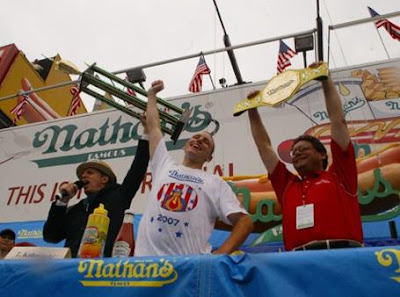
[247,65,363,251]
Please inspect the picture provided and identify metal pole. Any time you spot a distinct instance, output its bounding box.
[328,11,400,61]
[0,29,316,102]
[202,54,216,90]
[316,0,324,61]
[327,28,331,66]
[212,0,244,85]
[329,11,400,30]
[375,27,391,59]
[302,52,307,68]
[0,80,78,102]
[115,28,316,74]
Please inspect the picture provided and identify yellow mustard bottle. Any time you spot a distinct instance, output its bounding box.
[78,203,110,258]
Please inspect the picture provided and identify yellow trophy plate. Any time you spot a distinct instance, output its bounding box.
[233,62,328,116]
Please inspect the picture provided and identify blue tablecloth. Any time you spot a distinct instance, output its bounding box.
[1,246,400,297]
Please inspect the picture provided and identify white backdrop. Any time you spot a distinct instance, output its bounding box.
[1,58,400,222]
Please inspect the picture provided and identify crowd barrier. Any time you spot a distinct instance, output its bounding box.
[1,246,399,297]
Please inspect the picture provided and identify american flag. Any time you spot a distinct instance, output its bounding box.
[368,6,400,42]
[157,183,198,212]
[188,56,211,93]
[277,40,297,74]
[125,76,136,96]
[10,96,28,123]
[68,85,81,116]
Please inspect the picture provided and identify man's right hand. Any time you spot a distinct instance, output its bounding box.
[146,80,165,160]
[147,80,164,96]
[58,182,79,203]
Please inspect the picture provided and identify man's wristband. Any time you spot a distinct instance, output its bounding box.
[141,133,149,141]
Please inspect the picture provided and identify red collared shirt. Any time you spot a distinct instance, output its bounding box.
[270,140,363,251]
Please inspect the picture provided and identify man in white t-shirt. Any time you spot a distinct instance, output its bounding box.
[135,80,253,256]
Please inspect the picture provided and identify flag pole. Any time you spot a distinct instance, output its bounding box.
[201,54,216,90]
[66,84,74,116]
[212,0,244,85]
[374,27,391,59]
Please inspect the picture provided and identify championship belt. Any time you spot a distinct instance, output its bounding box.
[233,62,328,116]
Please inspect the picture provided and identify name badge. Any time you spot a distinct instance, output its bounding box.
[296,203,314,230]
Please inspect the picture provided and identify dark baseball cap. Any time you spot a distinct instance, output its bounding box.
[0,229,16,240]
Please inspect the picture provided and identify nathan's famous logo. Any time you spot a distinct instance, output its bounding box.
[31,103,219,168]
[266,79,296,96]
[313,96,366,122]
[293,78,400,122]
[78,259,178,287]
[17,229,42,239]
[158,183,198,212]
[375,248,400,283]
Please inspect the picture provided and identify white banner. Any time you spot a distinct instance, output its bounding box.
[1,58,400,223]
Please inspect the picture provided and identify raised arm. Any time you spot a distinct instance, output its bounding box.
[321,73,350,150]
[146,80,165,159]
[248,105,279,174]
[119,115,150,199]
[119,138,149,200]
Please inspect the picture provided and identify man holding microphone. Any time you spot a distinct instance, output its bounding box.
[43,118,150,257]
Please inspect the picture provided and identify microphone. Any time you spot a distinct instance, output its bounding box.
[55,180,88,200]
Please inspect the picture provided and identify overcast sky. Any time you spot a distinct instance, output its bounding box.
[1,0,399,109]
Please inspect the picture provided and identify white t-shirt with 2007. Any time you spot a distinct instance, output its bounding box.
[135,139,247,256]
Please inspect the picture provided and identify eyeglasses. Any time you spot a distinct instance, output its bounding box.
[290,145,313,157]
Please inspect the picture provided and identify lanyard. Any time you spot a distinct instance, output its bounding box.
[299,177,311,206]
